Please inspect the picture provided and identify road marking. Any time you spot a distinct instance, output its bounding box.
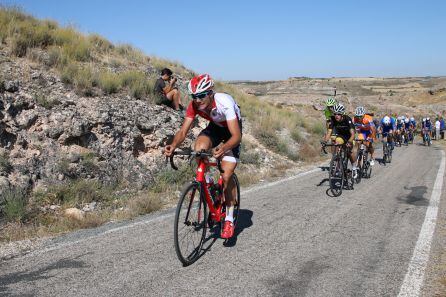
[398,149,445,297]
[22,166,322,257]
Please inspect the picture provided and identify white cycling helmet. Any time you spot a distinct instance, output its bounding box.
[397,116,402,121]
[427,117,430,121]
[422,118,426,122]
[332,103,346,114]
[404,118,409,123]
[410,117,415,121]
[383,116,391,125]
[355,106,365,117]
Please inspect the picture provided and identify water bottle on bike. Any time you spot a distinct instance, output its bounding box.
[205,172,216,201]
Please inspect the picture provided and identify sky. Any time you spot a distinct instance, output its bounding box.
[3,0,446,80]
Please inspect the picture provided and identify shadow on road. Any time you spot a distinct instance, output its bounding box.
[316,178,329,186]
[224,209,253,247]
[397,186,429,206]
[375,157,387,166]
[0,253,90,296]
[198,209,254,260]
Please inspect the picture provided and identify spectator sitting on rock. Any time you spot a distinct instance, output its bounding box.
[154,68,183,110]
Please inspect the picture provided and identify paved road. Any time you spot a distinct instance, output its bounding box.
[0,144,444,297]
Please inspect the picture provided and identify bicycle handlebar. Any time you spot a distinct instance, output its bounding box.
[166,149,224,173]
[320,141,350,154]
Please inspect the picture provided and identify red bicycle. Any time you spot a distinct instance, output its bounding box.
[168,149,240,266]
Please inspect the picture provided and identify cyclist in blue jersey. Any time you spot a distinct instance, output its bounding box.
[410,117,417,130]
[395,116,404,145]
[379,115,396,150]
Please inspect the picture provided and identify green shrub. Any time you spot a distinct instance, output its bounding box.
[311,122,325,136]
[151,164,195,193]
[2,188,27,222]
[0,153,12,173]
[128,192,162,216]
[98,71,120,94]
[39,179,110,207]
[240,150,261,166]
[80,152,98,172]
[46,46,66,67]
[74,66,96,96]
[0,78,4,92]
[119,70,152,99]
[88,34,113,52]
[52,27,77,46]
[62,39,91,62]
[61,63,78,84]
[34,92,61,109]
[57,158,71,176]
[291,129,303,142]
[10,34,29,56]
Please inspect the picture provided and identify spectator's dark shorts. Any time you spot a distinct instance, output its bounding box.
[198,121,242,163]
[157,95,173,108]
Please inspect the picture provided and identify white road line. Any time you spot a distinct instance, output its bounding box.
[398,149,445,297]
[23,166,322,257]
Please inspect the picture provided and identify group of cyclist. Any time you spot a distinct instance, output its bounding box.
[321,97,432,179]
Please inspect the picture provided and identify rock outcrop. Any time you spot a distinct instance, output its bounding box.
[0,49,198,194]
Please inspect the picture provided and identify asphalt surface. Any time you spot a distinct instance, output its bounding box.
[0,143,444,297]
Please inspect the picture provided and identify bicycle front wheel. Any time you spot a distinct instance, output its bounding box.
[329,154,344,197]
[174,182,207,266]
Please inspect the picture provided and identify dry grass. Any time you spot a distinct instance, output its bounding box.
[216,82,322,162]
[0,6,192,101]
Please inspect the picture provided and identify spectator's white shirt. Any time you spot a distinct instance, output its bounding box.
[436,120,441,129]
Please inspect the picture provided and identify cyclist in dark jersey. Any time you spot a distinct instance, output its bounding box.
[323,103,358,178]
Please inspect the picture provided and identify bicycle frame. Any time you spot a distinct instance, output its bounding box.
[168,150,227,223]
[195,159,226,223]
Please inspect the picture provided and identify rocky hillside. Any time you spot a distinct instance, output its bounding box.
[1,8,324,240]
[0,46,197,193]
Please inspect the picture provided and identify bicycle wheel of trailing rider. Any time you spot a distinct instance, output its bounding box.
[342,149,354,190]
[355,150,363,184]
[329,152,344,197]
[387,144,393,163]
[174,181,207,266]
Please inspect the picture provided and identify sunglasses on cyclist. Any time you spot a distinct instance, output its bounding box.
[191,91,211,100]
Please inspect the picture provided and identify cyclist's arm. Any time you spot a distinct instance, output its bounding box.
[219,119,242,152]
[348,128,355,143]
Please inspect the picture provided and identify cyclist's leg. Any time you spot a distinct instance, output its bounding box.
[221,160,237,208]
[194,135,213,152]
[355,134,364,167]
[367,139,375,164]
[220,152,239,238]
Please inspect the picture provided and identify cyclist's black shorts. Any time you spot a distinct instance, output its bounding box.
[198,121,242,159]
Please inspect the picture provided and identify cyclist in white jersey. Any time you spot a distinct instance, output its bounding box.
[164,74,242,239]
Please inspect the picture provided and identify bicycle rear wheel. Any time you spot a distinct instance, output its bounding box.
[355,151,363,184]
[388,146,393,163]
[329,154,344,197]
[174,182,207,266]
